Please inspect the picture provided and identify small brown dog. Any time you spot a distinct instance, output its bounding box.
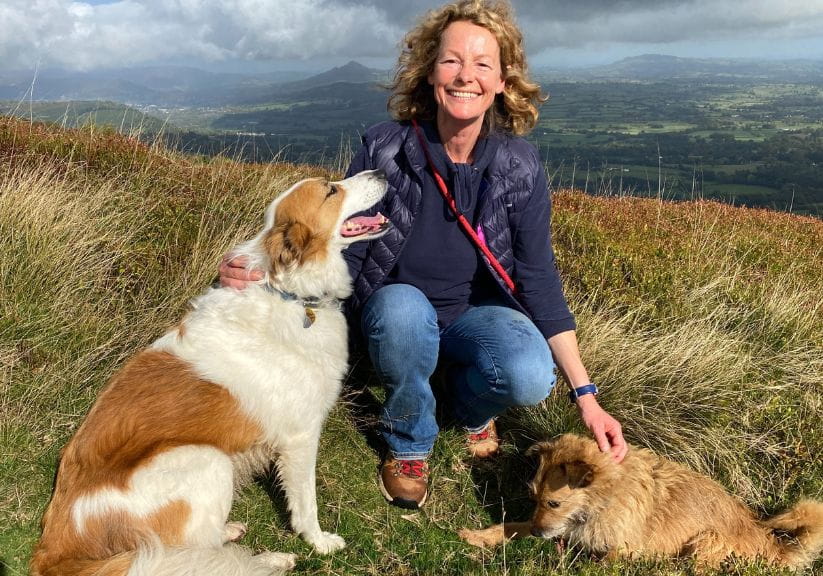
[459,434,823,570]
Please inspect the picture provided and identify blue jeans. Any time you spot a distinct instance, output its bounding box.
[361,284,557,460]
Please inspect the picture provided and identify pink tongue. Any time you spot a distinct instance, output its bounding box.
[341,214,386,237]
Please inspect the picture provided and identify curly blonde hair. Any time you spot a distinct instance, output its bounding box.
[387,0,545,136]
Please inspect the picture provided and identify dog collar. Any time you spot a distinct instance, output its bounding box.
[263,284,324,328]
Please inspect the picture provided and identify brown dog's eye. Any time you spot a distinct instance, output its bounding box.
[546,500,561,509]
[325,184,339,199]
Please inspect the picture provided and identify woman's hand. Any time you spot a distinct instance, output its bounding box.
[546,330,628,463]
[218,254,264,290]
[575,394,628,462]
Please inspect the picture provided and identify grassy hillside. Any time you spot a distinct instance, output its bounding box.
[0,100,170,134]
[1,115,821,575]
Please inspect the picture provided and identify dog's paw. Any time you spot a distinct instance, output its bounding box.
[222,521,248,543]
[306,531,346,554]
[458,526,504,548]
[458,528,488,547]
[255,551,297,573]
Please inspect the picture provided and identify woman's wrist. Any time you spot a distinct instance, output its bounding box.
[573,393,599,408]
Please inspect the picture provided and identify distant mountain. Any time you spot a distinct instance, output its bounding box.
[0,66,313,107]
[0,62,390,107]
[0,72,161,104]
[5,55,823,110]
[538,54,823,82]
[280,61,390,91]
[224,61,391,106]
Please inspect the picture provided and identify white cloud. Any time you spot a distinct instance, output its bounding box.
[1,0,402,70]
[0,0,821,71]
[519,0,823,52]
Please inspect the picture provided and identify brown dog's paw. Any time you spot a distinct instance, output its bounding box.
[458,525,506,548]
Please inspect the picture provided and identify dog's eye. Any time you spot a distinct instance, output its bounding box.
[546,500,561,509]
[325,184,339,198]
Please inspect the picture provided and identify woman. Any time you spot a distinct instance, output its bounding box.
[222,0,626,510]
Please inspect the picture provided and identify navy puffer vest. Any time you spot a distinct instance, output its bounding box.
[344,120,574,339]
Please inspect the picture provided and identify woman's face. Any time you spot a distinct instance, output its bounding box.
[428,20,505,131]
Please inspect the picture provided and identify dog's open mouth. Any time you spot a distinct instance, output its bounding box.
[341,213,390,239]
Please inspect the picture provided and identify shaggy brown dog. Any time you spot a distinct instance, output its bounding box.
[459,434,823,570]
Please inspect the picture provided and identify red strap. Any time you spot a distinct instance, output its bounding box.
[411,119,517,295]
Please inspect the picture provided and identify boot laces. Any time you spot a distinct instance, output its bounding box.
[468,428,491,442]
[397,459,427,479]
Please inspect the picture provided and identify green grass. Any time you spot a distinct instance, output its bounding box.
[1,115,821,575]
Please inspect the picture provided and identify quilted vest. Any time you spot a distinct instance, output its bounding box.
[346,121,541,319]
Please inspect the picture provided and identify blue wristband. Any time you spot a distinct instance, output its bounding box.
[568,383,598,404]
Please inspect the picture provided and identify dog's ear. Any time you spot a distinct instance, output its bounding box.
[526,442,551,458]
[265,221,323,272]
[564,460,595,488]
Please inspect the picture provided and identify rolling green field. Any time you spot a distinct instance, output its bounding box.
[531,80,823,215]
[3,75,822,216]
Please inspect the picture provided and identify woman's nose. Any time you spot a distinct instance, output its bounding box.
[455,63,474,83]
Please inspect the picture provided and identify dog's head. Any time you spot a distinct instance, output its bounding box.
[526,434,619,540]
[239,169,389,299]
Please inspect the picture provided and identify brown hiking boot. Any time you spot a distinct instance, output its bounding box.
[379,457,429,509]
[466,419,499,459]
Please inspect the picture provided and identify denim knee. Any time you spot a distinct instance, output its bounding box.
[361,284,440,378]
[500,349,557,406]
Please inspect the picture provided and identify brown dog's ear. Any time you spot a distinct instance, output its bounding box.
[564,460,595,488]
[265,221,319,272]
[526,441,553,458]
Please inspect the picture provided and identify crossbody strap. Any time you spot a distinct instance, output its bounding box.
[411,119,517,295]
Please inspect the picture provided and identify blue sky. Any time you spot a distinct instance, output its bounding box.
[2,0,822,73]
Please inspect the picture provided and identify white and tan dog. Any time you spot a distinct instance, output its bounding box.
[32,170,390,576]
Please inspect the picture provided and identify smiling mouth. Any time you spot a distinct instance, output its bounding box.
[341,213,390,238]
[447,90,479,99]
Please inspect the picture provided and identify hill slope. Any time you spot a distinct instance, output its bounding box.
[1,116,820,575]
[0,100,171,133]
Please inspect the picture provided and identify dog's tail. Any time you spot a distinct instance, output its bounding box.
[31,544,295,576]
[762,499,823,569]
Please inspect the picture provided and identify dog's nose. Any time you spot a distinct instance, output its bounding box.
[530,526,544,538]
[371,168,386,180]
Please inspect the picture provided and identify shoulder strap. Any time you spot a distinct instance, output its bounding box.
[411,119,517,295]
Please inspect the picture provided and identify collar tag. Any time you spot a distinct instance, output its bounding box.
[303,307,316,328]
[263,283,322,328]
